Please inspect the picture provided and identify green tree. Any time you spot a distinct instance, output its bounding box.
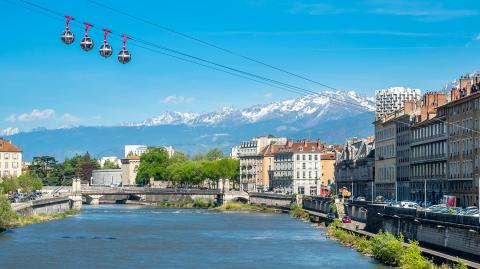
[17,170,43,192]
[103,160,120,169]
[0,176,19,194]
[0,191,16,230]
[400,240,430,269]
[169,151,188,165]
[136,147,170,185]
[75,153,100,184]
[217,158,240,190]
[30,156,57,178]
[191,153,206,161]
[202,160,221,189]
[206,148,223,161]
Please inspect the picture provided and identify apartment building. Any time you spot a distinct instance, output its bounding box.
[375,87,420,119]
[438,75,480,207]
[409,92,448,204]
[335,137,375,200]
[0,138,22,178]
[239,135,288,192]
[374,115,397,200]
[272,141,323,195]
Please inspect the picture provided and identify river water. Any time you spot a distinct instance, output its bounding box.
[0,205,387,269]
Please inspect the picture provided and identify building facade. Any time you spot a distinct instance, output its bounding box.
[439,75,480,207]
[0,138,22,178]
[335,137,375,200]
[91,169,122,186]
[272,141,323,195]
[121,155,140,186]
[408,92,448,204]
[239,135,287,192]
[374,115,397,200]
[320,152,336,195]
[375,87,420,119]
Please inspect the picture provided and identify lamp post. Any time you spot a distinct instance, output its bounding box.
[424,179,427,209]
[371,181,374,203]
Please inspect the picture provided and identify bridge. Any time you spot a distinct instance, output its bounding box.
[59,180,249,207]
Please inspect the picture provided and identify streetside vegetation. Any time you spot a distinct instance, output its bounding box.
[289,204,310,221]
[327,220,468,269]
[153,198,216,209]
[135,147,240,189]
[0,191,17,230]
[213,201,280,213]
[13,209,80,227]
[0,170,43,194]
[4,154,101,187]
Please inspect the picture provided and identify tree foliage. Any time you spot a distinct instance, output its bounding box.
[17,171,42,192]
[102,160,120,169]
[136,147,170,185]
[0,191,16,230]
[206,148,223,161]
[135,148,239,189]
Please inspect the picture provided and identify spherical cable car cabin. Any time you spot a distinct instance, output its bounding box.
[60,16,75,45]
[99,29,113,58]
[118,35,131,64]
[80,22,94,51]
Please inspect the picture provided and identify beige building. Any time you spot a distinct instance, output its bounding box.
[121,155,140,186]
[0,138,22,178]
[239,135,287,192]
[374,115,397,200]
[259,144,281,192]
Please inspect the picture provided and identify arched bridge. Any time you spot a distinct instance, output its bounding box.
[77,186,247,206]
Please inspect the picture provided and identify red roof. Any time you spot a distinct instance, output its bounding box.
[0,139,22,153]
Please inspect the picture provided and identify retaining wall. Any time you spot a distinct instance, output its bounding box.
[249,193,294,209]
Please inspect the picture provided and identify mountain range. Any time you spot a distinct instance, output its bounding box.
[7,90,377,161]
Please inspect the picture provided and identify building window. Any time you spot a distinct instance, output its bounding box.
[298,187,305,194]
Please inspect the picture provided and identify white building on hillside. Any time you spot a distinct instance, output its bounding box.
[99,156,122,168]
[375,87,420,119]
[124,145,148,157]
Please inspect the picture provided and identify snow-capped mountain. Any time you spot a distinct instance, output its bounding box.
[1,127,21,136]
[126,91,375,127]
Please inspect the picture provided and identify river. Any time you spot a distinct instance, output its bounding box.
[0,205,388,268]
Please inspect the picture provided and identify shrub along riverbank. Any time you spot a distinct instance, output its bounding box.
[213,201,280,213]
[327,220,467,269]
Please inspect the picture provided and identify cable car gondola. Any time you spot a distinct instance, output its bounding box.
[99,29,113,58]
[60,16,75,45]
[80,22,94,51]
[118,35,131,64]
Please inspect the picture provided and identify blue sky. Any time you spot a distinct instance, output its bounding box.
[1,0,480,133]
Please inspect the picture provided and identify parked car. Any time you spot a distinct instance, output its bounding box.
[355,196,366,202]
[342,216,352,223]
[375,196,384,203]
[327,212,336,219]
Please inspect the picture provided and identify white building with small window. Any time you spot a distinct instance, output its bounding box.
[0,138,22,178]
[272,141,324,195]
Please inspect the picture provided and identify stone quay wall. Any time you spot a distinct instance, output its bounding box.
[14,197,72,216]
[302,196,335,214]
[249,193,295,209]
[365,204,480,261]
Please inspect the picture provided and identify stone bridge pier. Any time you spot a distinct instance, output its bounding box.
[85,195,104,205]
[69,178,83,210]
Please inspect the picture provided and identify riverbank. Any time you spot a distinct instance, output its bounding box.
[326,220,468,269]
[213,201,281,213]
[13,209,80,227]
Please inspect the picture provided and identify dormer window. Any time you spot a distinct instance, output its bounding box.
[299,147,303,152]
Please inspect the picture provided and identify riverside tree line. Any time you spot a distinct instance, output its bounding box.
[135,147,240,189]
[0,148,239,193]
